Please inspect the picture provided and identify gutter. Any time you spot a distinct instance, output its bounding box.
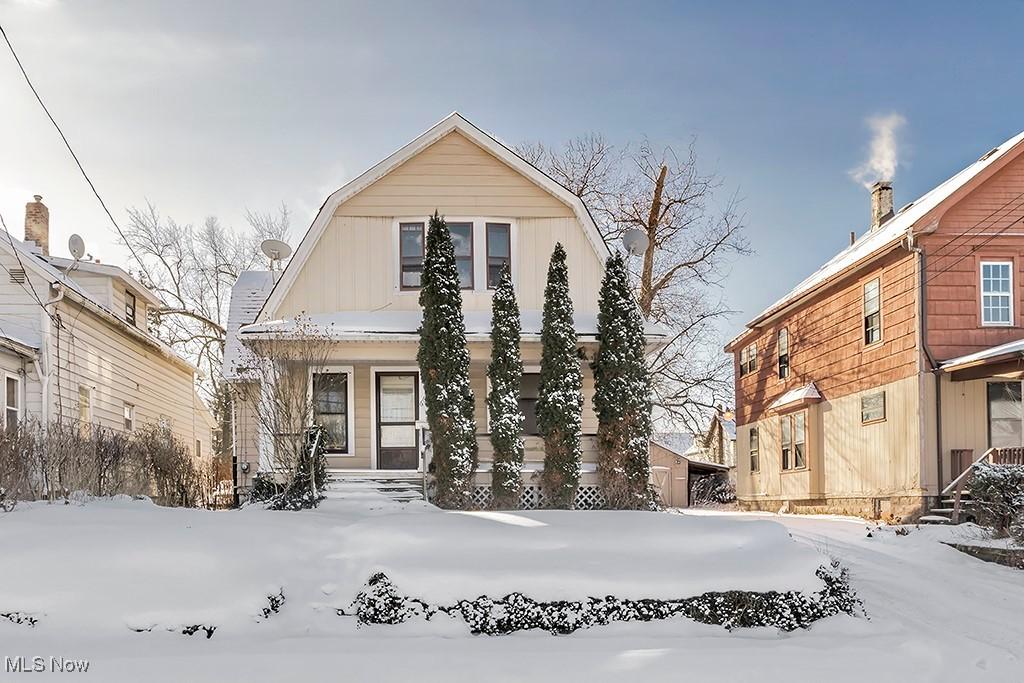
[907,234,943,495]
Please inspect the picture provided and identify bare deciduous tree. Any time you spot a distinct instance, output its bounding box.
[518,135,749,428]
[122,203,290,401]
[233,318,334,494]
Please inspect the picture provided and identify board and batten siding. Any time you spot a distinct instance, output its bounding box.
[736,375,924,502]
[52,297,210,458]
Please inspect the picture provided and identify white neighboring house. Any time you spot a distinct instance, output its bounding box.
[0,195,215,458]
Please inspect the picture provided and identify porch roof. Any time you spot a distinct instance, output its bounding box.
[768,382,822,411]
[940,338,1024,380]
[238,309,670,343]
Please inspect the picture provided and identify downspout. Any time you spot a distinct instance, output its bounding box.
[907,235,942,496]
[38,282,65,426]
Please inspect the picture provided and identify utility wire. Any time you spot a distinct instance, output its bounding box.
[0,21,156,290]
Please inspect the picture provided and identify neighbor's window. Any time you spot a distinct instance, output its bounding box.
[781,412,806,470]
[399,222,425,289]
[448,222,474,289]
[520,372,541,436]
[125,291,137,326]
[863,278,882,345]
[749,427,759,473]
[981,261,1013,326]
[486,223,512,288]
[778,328,789,379]
[78,386,92,424]
[123,402,134,431]
[739,342,757,377]
[195,439,202,458]
[313,371,350,453]
[861,392,886,424]
[987,381,1023,448]
[5,375,20,432]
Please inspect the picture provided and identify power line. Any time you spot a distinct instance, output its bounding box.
[0,21,157,291]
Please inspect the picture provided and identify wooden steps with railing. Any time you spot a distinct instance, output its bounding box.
[922,447,1021,524]
[324,469,427,503]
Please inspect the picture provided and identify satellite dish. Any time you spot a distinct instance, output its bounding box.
[622,228,650,256]
[68,234,86,260]
[260,239,292,262]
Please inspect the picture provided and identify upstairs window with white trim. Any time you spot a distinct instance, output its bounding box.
[739,342,757,377]
[399,222,425,290]
[448,222,474,289]
[777,328,789,379]
[123,402,135,431]
[863,278,882,345]
[125,291,137,326]
[5,375,20,432]
[981,261,1013,326]
[486,223,511,288]
[78,386,92,424]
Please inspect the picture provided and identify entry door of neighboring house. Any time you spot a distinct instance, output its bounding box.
[987,381,1023,448]
[376,372,419,470]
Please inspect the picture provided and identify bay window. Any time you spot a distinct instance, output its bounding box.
[781,411,806,470]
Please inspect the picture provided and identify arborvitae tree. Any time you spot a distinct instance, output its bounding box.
[417,212,478,509]
[537,243,583,509]
[487,264,525,509]
[592,252,654,509]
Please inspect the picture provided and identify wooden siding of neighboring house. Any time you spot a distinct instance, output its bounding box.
[53,297,211,460]
[921,152,1024,361]
[734,247,918,426]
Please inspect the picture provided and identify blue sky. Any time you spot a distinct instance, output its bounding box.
[2,0,1023,339]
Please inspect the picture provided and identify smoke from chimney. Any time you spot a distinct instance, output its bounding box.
[24,194,49,256]
[851,113,906,189]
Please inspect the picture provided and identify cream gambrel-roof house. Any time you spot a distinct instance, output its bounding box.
[224,112,667,504]
[0,197,215,462]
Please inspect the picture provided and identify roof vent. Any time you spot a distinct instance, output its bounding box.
[979,147,999,162]
[9,268,26,285]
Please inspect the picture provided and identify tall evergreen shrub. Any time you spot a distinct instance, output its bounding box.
[487,264,525,509]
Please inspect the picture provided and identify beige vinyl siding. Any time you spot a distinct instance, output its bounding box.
[737,374,923,502]
[336,131,573,218]
[233,388,260,489]
[939,375,994,487]
[0,250,47,347]
[52,297,210,458]
[0,350,42,421]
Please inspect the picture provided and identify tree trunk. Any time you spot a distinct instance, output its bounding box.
[639,164,667,317]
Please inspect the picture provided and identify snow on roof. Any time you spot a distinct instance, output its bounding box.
[46,256,162,306]
[732,130,1024,345]
[940,337,1024,370]
[238,309,670,341]
[222,270,276,380]
[653,432,696,456]
[768,383,821,411]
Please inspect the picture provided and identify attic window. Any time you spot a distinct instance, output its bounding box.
[8,268,26,285]
[125,291,137,326]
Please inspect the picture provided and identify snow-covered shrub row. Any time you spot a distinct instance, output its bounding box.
[1,611,38,628]
[340,563,861,635]
[0,418,212,509]
[968,463,1024,538]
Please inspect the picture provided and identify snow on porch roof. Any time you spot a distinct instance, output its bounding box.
[940,337,1024,371]
[238,309,670,341]
[768,383,822,411]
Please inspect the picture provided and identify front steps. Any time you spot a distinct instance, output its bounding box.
[920,493,976,525]
[324,470,426,504]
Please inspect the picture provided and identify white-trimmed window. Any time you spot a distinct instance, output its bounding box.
[396,218,516,293]
[4,375,20,432]
[123,402,135,431]
[125,291,137,326]
[739,342,757,377]
[399,222,425,290]
[448,222,474,289]
[749,427,759,473]
[777,328,789,379]
[981,261,1013,326]
[486,222,512,288]
[781,411,806,471]
[863,278,882,345]
[312,366,355,455]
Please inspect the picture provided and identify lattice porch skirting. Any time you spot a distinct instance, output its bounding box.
[469,483,607,510]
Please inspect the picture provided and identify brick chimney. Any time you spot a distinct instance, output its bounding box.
[24,195,49,256]
[870,181,894,231]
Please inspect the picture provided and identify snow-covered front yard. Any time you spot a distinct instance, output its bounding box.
[1,496,1021,681]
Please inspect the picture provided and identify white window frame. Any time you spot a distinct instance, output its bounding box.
[391,217,518,295]
[777,328,789,379]
[308,365,356,457]
[980,260,1014,327]
[78,385,93,425]
[863,278,882,345]
[369,365,425,471]
[4,373,22,430]
[861,391,886,424]
[123,402,135,431]
[749,426,759,473]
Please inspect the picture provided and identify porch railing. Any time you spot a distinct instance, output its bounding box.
[940,447,1024,523]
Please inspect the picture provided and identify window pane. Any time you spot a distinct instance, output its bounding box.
[449,223,472,257]
[862,392,885,422]
[781,417,791,447]
[6,377,16,409]
[457,258,473,289]
[380,424,416,448]
[400,224,423,257]
[778,329,788,356]
[794,412,805,444]
[488,259,509,289]
[988,382,1023,448]
[794,442,806,468]
[487,224,510,257]
[314,372,348,451]
[320,414,348,450]
[380,374,416,423]
[520,373,541,436]
[401,261,423,288]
